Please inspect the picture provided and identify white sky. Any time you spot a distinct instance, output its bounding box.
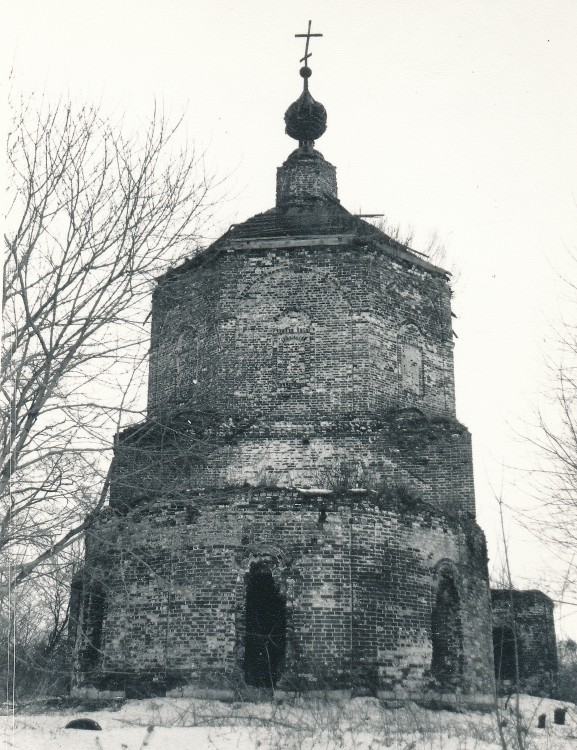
[7,0,577,638]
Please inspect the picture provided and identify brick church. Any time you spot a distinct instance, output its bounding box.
[70,27,557,703]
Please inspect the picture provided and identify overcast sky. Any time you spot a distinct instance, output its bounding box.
[7,0,577,638]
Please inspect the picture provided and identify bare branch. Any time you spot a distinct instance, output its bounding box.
[1,92,218,593]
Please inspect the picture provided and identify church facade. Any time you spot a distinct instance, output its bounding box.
[71,38,508,705]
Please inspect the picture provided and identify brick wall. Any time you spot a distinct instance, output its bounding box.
[111,411,476,516]
[80,489,494,700]
[147,243,455,422]
[74,147,495,704]
[276,147,338,204]
[491,589,558,697]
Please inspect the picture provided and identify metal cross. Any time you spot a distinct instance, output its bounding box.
[295,20,323,65]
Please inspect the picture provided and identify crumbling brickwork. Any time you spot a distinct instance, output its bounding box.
[73,143,497,705]
[78,489,494,701]
[147,236,456,423]
[276,147,337,204]
[110,411,476,516]
[491,589,558,697]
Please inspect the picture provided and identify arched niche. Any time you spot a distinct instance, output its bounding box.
[149,308,203,408]
[273,311,312,388]
[431,564,463,688]
[398,322,424,397]
[493,624,517,682]
[75,579,106,674]
[243,558,287,688]
[175,328,200,388]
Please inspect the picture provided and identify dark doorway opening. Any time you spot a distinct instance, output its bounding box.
[431,570,463,688]
[493,625,517,682]
[244,562,287,688]
[83,581,106,672]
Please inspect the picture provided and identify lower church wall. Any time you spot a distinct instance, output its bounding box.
[74,489,494,702]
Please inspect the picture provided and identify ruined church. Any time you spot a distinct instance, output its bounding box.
[71,27,557,704]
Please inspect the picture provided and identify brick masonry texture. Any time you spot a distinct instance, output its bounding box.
[491,589,558,697]
[73,145,498,703]
[147,243,456,422]
[276,148,338,204]
[80,490,494,699]
[112,413,476,517]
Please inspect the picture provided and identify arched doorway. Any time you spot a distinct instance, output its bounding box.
[493,625,517,682]
[431,568,463,688]
[244,561,287,688]
[73,579,106,673]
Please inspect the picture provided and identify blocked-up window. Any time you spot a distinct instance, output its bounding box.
[398,322,424,396]
[400,341,423,394]
[431,569,463,688]
[279,332,309,380]
[176,330,199,387]
[275,312,311,387]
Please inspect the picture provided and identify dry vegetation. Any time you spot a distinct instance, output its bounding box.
[2,693,576,749]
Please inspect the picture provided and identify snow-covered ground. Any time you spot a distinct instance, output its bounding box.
[0,694,575,749]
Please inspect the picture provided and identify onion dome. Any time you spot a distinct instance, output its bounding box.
[284,66,327,146]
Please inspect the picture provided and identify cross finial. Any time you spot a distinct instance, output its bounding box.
[295,20,323,66]
[285,20,327,147]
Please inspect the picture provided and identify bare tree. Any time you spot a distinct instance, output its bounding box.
[0,559,75,698]
[557,637,577,701]
[527,253,577,614]
[2,94,217,596]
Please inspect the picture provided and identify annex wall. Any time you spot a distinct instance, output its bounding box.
[491,589,558,697]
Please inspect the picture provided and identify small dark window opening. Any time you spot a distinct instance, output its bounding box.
[431,571,463,688]
[244,563,287,688]
[493,625,517,682]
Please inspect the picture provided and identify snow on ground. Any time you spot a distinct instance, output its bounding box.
[0,694,575,749]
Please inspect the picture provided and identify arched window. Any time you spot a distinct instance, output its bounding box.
[398,324,424,396]
[244,561,287,688]
[175,329,199,389]
[493,625,517,682]
[68,574,84,648]
[79,580,106,673]
[431,568,463,688]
